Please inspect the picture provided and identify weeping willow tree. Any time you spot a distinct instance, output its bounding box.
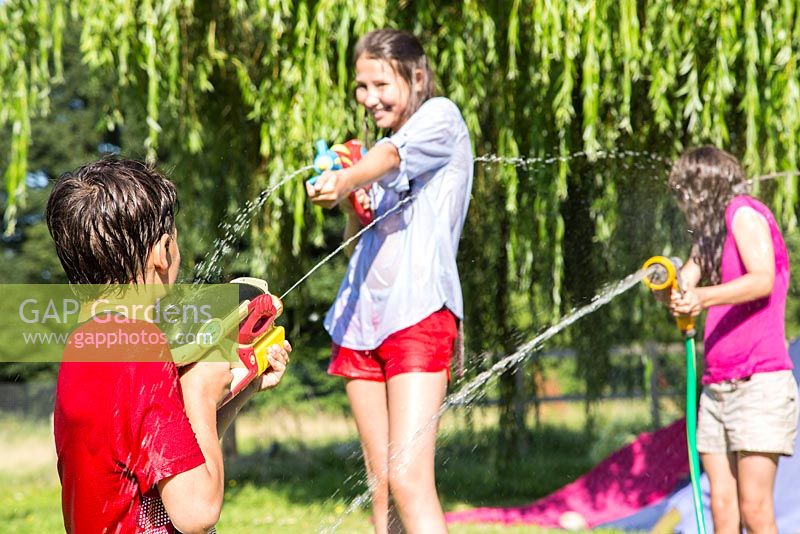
[3,0,800,445]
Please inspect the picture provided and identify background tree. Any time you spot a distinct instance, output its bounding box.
[3,0,800,453]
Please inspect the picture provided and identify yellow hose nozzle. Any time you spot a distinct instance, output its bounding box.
[642,255,696,337]
[642,255,679,292]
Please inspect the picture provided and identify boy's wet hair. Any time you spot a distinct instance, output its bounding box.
[668,146,749,284]
[45,158,178,286]
[354,28,436,124]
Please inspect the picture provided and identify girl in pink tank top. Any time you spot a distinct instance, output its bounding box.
[667,146,798,533]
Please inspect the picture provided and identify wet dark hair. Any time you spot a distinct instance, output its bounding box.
[45,158,179,286]
[354,28,436,123]
[668,146,749,284]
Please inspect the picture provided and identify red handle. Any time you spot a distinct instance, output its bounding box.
[238,294,277,345]
[349,191,374,225]
[335,140,374,226]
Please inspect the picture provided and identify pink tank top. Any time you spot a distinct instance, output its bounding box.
[703,195,792,384]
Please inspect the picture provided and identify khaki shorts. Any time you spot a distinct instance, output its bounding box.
[697,370,799,456]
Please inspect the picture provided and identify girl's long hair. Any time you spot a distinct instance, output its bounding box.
[354,28,436,126]
[667,146,750,284]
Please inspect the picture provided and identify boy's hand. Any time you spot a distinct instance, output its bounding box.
[307,170,351,209]
[179,359,233,406]
[255,340,291,391]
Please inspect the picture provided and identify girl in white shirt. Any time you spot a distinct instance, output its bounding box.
[307,28,473,534]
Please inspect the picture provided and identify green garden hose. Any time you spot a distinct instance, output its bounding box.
[684,336,707,534]
[642,256,706,534]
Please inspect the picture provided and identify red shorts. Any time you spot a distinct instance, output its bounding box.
[328,308,457,382]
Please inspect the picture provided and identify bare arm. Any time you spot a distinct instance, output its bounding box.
[340,142,401,189]
[155,340,289,533]
[215,380,255,438]
[158,361,231,534]
[678,257,702,291]
[671,208,775,316]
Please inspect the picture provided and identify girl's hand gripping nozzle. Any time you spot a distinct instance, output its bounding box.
[642,255,696,338]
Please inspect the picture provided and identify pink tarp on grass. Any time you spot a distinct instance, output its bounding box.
[446,419,689,528]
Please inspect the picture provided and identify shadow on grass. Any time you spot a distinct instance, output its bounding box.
[224,423,617,510]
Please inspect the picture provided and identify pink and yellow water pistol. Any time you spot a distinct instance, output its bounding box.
[173,277,285,406]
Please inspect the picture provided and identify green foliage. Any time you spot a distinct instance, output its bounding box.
[4,2,800,436]
[0,27,122,382]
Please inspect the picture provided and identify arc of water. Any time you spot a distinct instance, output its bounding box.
[190,148,677,285]
[192,164,314,284]
[746,169,800,185]
[280,193,416,299]
[192,153,790,287]
[441,269,645,410]
[282,150,673,298]
[318,269,646,533]
[474,149,672,167]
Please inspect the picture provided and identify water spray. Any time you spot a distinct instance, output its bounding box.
[642,256,706,534]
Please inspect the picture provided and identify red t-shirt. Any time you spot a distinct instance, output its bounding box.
[54,317,205,533]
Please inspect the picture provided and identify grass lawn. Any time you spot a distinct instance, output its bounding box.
[0,400,677,533]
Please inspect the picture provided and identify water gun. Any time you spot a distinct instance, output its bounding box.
[309,139,374,226]
[172,277,285,406]
[641,255,695,337]
[224,277,285,404]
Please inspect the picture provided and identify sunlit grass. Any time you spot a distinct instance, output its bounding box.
[0,400,674,533]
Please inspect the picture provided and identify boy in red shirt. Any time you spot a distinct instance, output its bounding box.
[46,158,291,533]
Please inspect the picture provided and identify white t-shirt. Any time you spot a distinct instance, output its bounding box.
[324,97,474,349]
